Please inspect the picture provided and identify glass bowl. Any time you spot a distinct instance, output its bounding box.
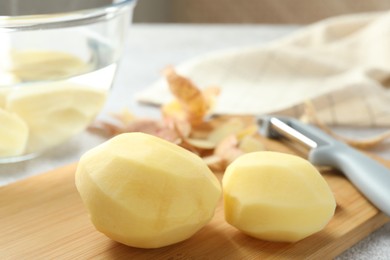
[0,0,137,163]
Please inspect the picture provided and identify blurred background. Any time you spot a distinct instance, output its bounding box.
[133,0,390,24]
[2,0,389,24]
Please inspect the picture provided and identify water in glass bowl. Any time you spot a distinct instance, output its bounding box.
[0,31,121,163]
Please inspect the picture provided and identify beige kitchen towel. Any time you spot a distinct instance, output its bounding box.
[137,11,390,127]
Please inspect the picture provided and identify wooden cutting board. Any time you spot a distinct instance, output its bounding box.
[1,137,389,259]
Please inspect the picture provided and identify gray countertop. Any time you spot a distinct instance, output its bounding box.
[1,24,389,259]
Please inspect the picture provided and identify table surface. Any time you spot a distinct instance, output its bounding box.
[1,24,389,259]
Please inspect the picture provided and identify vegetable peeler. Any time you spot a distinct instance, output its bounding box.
[259,116,390,217]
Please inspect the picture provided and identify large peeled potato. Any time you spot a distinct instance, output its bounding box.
[75,132,221,248]
[223,151,336,242]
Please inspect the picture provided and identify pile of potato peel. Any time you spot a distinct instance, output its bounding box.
[89,67,265,172]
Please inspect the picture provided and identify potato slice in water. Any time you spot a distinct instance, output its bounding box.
[223,151,336,242]
[0,108,28,157]
[7,82,107,153]
[6,50,89,82]
[75,132,221,248]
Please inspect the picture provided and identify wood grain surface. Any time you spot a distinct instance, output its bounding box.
[1,137,389,259]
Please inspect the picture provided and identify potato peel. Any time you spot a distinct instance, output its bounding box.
[162,66,219,125]
[90,68,265,172]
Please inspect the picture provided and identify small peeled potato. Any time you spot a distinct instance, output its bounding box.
[7,82,106,153]
[76,132,221,248]
[0,108,28,157]
[222,151,336,242]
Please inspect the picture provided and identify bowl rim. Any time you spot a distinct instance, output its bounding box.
[0,0,136,31]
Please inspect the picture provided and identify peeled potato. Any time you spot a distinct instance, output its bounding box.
[75,132,221,248]
[222,151,336,242]
[6,82,106,153]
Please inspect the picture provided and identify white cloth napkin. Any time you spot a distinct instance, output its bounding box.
[137,11,390,127]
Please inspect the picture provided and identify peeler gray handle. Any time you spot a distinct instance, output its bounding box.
[310,142,390,217]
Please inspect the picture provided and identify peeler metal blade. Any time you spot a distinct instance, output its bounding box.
[259,115,390,217]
